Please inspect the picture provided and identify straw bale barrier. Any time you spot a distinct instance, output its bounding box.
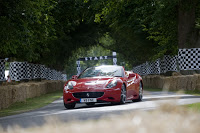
[0,81,65,110]
[142,74,200,91]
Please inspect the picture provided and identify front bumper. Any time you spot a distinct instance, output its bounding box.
[63,88,121,104]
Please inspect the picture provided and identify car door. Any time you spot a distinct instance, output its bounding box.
[126,72,137,100]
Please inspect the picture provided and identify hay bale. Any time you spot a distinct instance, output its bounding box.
[192,74,199,90]
[28,83,38,98]
[46,81,53,93]
[0,86,13,109]
[141,76,147,85]
[144,76,151,87]
[176,76,188,91]
[0,87,7,109]
[39,82,47,95]
[26,84,34,99]
[154,75,164,89]
[169,76,178,91]
[34,83,41,97]
[162,77,171,91]
[185,75,198,91]
[0,80,65,110]
[14,85,27,102]
[148,76,154,88]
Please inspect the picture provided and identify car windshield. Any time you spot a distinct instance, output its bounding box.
[78,66,124,79]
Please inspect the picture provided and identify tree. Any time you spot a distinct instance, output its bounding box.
[178,0,200,48]
[0,0,57,62]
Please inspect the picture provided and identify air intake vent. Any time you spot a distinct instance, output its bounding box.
[73,92,104,98]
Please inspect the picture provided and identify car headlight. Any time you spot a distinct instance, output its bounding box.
[106,80,118,88]
[64,81,75,92]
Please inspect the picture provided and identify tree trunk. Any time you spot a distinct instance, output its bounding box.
[178,0,200,48]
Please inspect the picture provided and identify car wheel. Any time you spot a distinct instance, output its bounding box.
[132,82,143,102]
[86,103,95,106]
[64,102,76,109]
[120,84,126,104]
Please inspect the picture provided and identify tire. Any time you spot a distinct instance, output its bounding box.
[64,102,76,109]
[132,82,143,102]
[120,84,126,104]
[86,103,95,106]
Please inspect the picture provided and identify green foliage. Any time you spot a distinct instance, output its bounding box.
[94,0,179,64]
[1,0,200,73]
[0,0,57,61]
[0,0,104,70]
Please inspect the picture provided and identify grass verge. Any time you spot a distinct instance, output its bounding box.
[0,90,63,117]
[186,103,200,112]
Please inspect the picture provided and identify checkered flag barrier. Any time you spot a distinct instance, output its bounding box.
[133,56,178,75]
[32,64,41,79]
[178,48,200,70]
[46,68,51,80]
[9,62,28,81]
[47,69,54,80]
[145,59,160,75]
[160,55,178,73]
[62,74,67,81]
[27,63,33,79]
[40,65,47,79]
[57,72,62,80]
[132,64,144,76]
[0,59,5,81]
[52,70,57,80]
[9,62,64,81]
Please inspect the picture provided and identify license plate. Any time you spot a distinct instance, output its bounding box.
[80,98,97,103]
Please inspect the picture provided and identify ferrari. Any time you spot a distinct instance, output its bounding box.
[63,65,143,109]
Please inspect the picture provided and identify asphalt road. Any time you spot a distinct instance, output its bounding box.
[0,91,200,129]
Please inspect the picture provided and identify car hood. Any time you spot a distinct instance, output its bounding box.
[69,76,117,91]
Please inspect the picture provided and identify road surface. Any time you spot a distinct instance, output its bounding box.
[0,91,200,129]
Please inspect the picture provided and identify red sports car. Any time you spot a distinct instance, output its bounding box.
[63,65,143,109]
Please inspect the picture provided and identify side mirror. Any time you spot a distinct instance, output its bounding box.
[129,73,136,78]
[72,75,78,79]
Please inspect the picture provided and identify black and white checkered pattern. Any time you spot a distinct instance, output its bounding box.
[133,56,177,75]
[146,59,160,75]
[26,63,33,79]
[46,68,51,80]
[160,55,178,73]
[62,74,67,81]
[52,70,57,80]
[0,59,5,81]
[52,70,58,80]
[9,62,28,81]
[132,64,143,75]
[178,48,200,70]
[57,71,62,80]
[33,64,41,79]
[48,69,54,80]
[7,61,65,81]
[40,65,47,79]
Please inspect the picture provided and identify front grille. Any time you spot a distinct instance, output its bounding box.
[73,92,104,98]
